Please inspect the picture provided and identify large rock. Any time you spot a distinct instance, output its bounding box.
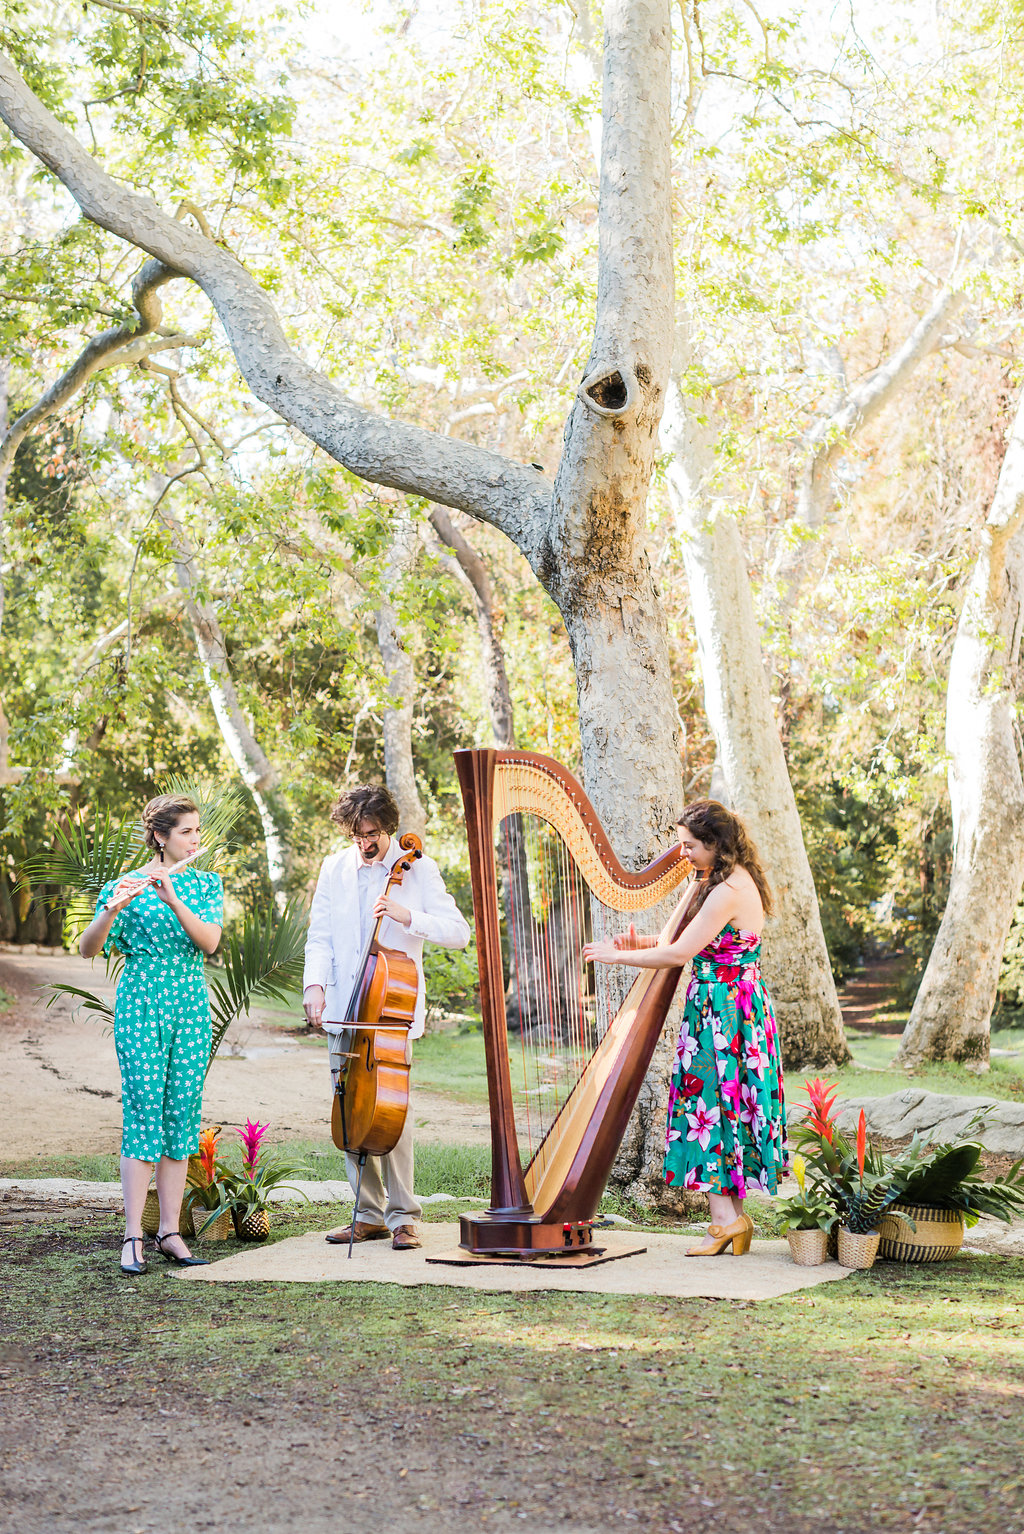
[825,1090,1024,1155]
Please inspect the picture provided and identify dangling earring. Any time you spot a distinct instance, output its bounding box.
[158,843,165,863]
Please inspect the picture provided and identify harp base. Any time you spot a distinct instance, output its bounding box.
[459,1212,596,1257]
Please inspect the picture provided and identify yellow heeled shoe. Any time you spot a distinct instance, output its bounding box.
[685,1214,753,1257]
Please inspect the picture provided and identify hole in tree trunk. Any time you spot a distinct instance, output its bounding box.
[585,371,629,410]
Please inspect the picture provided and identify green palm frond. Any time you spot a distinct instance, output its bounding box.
[158,773,246,868]
[207,898,307,1072]
[45,983,116,1028]
[20,811,146,903]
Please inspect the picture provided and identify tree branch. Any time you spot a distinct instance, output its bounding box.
[0,254,198,632]
[0,50,553,559]
[795,285,968,531]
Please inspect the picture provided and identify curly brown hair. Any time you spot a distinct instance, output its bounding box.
[141,793,199,852]
[330,784,400,837]
[677,799,773,917]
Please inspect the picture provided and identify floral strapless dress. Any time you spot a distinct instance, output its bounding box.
[664,924,788,1198]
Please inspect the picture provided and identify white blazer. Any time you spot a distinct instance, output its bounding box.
[302,839,471,1039]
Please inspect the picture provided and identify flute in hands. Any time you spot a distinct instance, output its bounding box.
[101,846,205,915]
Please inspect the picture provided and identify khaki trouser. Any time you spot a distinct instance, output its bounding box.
[327,1028,421,1232]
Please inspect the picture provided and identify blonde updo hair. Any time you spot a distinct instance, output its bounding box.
[141,793,199,852]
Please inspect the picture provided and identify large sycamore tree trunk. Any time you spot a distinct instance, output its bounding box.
[661,377,850,1069]
[896,385,1024,1069]
[0,3,679,858]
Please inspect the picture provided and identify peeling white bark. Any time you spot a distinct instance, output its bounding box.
[897,386,1024,1069]
[374,523,427,841]
[548,0,682,858]
[662,376,850,1069]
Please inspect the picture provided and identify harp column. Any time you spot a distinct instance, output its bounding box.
[455,748,534,1218]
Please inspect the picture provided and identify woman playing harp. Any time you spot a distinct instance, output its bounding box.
[584,799,787,1257]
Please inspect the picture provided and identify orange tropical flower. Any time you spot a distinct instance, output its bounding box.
[856,1109,867,1181]
[198,1127,220,1187]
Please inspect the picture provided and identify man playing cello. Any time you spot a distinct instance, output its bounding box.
[303,784,471,1250]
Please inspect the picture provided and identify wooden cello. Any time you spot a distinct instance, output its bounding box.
[328,832,423,1254]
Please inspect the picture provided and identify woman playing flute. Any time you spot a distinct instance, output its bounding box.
[79,794,223,1275]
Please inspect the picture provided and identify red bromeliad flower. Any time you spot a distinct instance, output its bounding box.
[856,1108,867,1182]
[802,1077,839,1144]
[237,1119,269,1178]
[198,1127,220,1187]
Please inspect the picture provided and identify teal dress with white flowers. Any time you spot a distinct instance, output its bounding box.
[96,869,223,1161]
[663,924,788,1198]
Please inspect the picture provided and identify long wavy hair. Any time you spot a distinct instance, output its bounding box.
[677,799,773,917]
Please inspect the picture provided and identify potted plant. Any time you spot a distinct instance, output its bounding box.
[777,1153,838,1265]
[219,1119,310,1241]
[795,1082,904,1270]
[879,1121,1024,1262]
[186,1127,235,1240]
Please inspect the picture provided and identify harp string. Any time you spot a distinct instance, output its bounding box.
[497,773,627,1174]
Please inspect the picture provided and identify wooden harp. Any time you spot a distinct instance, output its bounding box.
[456,748,692,1257]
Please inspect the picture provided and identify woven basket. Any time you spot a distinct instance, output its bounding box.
[140,1189,161,1237]
[236,1208,271,1243]
[140,1188,187,1237]
[787,1228,829,1267]
[878,1201,965,1263]
[837,1227,881,1270]
[192,1207,233,1241]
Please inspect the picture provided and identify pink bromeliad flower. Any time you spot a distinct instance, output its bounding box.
[685,1100,721,1151]
[237,1119,269,1178]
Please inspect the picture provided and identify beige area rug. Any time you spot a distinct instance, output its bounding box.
[179,1222,853,1301]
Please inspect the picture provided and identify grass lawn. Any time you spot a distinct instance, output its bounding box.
[0,1140,497,1200]
[0,1208,1020,1533]
[838,1026,1024,1103]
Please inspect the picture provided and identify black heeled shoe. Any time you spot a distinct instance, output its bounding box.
[154,1231,209,1268]
[120,1236,148,1276]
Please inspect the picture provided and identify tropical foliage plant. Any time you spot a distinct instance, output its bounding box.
[218,1119,310,1216]
[795,1080,908,1234]
[794,1081,1024,1233]
[775,1153,839,1235]
[185,1127,234,1232]
[886,1120,1024,1227]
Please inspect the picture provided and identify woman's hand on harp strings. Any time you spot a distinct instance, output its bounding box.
[583,925,655,965]
[582,938,627,966]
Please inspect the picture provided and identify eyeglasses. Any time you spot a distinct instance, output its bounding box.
[351,828,383,844]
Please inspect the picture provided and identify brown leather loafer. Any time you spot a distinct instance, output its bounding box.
[325,1222,389,1245]
[391,1225,422,1250]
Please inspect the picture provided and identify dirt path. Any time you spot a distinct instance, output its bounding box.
[0,952,488,1159]
[837,952,910,1035]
